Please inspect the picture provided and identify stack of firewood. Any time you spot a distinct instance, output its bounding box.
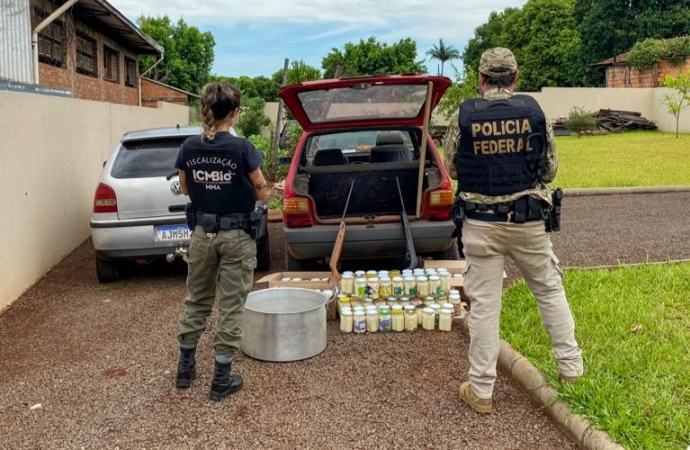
[550,109,657,133]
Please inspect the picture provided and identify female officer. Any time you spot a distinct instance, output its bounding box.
[174,82,268,401]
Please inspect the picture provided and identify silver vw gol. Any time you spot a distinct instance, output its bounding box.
[90,126,269,282]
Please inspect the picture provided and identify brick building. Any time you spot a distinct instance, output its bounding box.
[140,77,198,109]
[0,0,163,106]
[593,52,690,88]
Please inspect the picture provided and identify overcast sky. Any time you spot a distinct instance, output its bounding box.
[109,0,528,79]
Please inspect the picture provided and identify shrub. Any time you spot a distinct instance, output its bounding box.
[248,134,290,181]
[236,97,271,137]
[628,36,690,69]
[564,106,597,135]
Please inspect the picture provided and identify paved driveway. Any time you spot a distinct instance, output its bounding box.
[1,192,688,450]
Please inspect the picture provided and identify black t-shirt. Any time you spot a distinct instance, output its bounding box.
[175,132,265,215]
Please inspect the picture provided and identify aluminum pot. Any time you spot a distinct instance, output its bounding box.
[241,287,332,362]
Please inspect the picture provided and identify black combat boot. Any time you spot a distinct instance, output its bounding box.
[209,359,243,401]
[176,346,197,389]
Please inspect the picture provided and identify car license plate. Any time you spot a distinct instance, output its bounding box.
[155,224,192,242]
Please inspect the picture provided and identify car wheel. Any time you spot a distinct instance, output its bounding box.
[256,234,270,271]
[429,238,460,261]
[96,257,121,283]
[286,252,317,271]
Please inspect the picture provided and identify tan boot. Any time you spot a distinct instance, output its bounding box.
[458,382,492,414]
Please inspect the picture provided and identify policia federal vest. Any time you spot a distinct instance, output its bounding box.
[456,95,547,197]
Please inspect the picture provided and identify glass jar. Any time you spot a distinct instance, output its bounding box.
[416,276,429,297]
[391,304,405,332]
[379,306,392,332]
[366,308,379,333]
[392,277,404,297]
[355,277,368,299]
[401,269,413,278]
[363,297,375,310]
[404,304,417,332]
[404,276,417,297]
[424,267,438,276]
[378,270,389,279]
[389,269,402,279]
[337,295,351,314]
[439,272,451,294]
[413,268,425,277]
[387,297,398,308]
[353,307,366,334]
[340,308,353,333]
[430,303,441,327]
[379,277,393,298]
[366,270,378,279]
[367,277,380,300]
[340,273,354,295]
[422,307,435,330]
[399,296,411,308]
[355,270,366,279]
[439,308,453,331]
[442,303,455,315]
[428,275,441,297]
[449,293,462,316]
[416,304,425,325]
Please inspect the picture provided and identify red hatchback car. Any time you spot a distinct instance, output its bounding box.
[278,75,458,270]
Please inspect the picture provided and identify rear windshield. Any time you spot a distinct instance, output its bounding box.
[305,130,416,156]
[298,83,427,124]
[111,138,187,179]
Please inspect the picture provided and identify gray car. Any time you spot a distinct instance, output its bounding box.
[90,126,269,282]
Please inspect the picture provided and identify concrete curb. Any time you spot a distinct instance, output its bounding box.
[564,186,690,197]
[459,315,626,450]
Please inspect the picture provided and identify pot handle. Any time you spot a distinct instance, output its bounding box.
[321,286,340,306]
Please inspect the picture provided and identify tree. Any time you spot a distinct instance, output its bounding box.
[575,0,690,85]
[501,0,584,91]
[660,72,690,138]
[426,39,460,76]
[235,97,271,138]
[271,59,322,86]
[138,16,215,95]
[461,8,520,74]
[437,64,480,119]
[321,36,426,78]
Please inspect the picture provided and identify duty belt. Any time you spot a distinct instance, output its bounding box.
[464,197,545,224]
[466,210,541,223]
[194,213,249,230]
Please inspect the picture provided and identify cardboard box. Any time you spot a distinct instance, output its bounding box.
[255,271,339,320]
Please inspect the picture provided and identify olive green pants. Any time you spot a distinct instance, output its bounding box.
[177,226,256,357]
[462,218,583,399]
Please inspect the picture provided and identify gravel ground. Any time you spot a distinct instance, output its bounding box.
[1,191,688,450]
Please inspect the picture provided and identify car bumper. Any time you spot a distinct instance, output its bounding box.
[284,220,455,261]
[90,217,189,261]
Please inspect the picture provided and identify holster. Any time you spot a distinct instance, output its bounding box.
[248,207,267,240]
[545,188,563,232]
[200,213,220,234]
[451,200,465,257]
[184,203,196,231]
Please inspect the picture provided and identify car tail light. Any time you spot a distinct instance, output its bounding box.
[425,189,454,220]
[284,197,313,228]
[94,183,118,213]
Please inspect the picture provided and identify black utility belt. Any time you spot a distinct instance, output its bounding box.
[466,210,542,223]
[194,213,249,231]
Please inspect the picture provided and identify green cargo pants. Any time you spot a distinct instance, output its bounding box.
[177,226,256,357]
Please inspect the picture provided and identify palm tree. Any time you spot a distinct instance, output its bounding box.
[426,39,460,76]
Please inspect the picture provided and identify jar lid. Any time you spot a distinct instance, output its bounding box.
[341,308,353,315]
[441,308,454,314]
[379,276,391,281]
[404,276,416,282]
[425,296,435,302]
[404,304,416,311]
[281,277,292,281]
[366,307,378,313]
[342,272,353,278]
[355,270,366,276]
[430,304,441,310]
[363,297,374,303]
[450,289,460,295]
[353,306,365,312]
[442,303,454,309]
[400,297,410,302]
[378,270,389,276]
[439,271,450,277]
[392,276,403,282]
[423,307,434,313]
[416,276,428,281]
[392,304,403,310]
[292,278,302,281]
[402,270,413,276]
[369,277,379,282]
[429,275,440,281]
[449,293,461,299]
[338,297,351,303]
[356,277,367,282]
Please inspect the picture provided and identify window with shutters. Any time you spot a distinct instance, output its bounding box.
[104,46,120,82]
[33,8,65,68]
[76,33,98,77]
[125,58,137,87]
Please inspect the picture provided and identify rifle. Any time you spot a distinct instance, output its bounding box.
[328,180,355,284]
[396,176,419,270]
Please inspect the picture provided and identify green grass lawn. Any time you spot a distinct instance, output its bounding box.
[439,130,690,189]
[500,263,690,450]
[552,131,690,188]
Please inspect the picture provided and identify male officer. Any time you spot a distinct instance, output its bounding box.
[446,48,584,414]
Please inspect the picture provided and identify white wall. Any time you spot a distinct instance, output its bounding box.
[0,91,190,311]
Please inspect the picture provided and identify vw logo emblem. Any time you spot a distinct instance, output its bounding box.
[170,181,182,195]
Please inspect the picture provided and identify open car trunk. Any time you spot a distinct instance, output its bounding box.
[293,161,443,220]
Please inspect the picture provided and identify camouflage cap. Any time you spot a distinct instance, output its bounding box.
[478,47,518,77]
